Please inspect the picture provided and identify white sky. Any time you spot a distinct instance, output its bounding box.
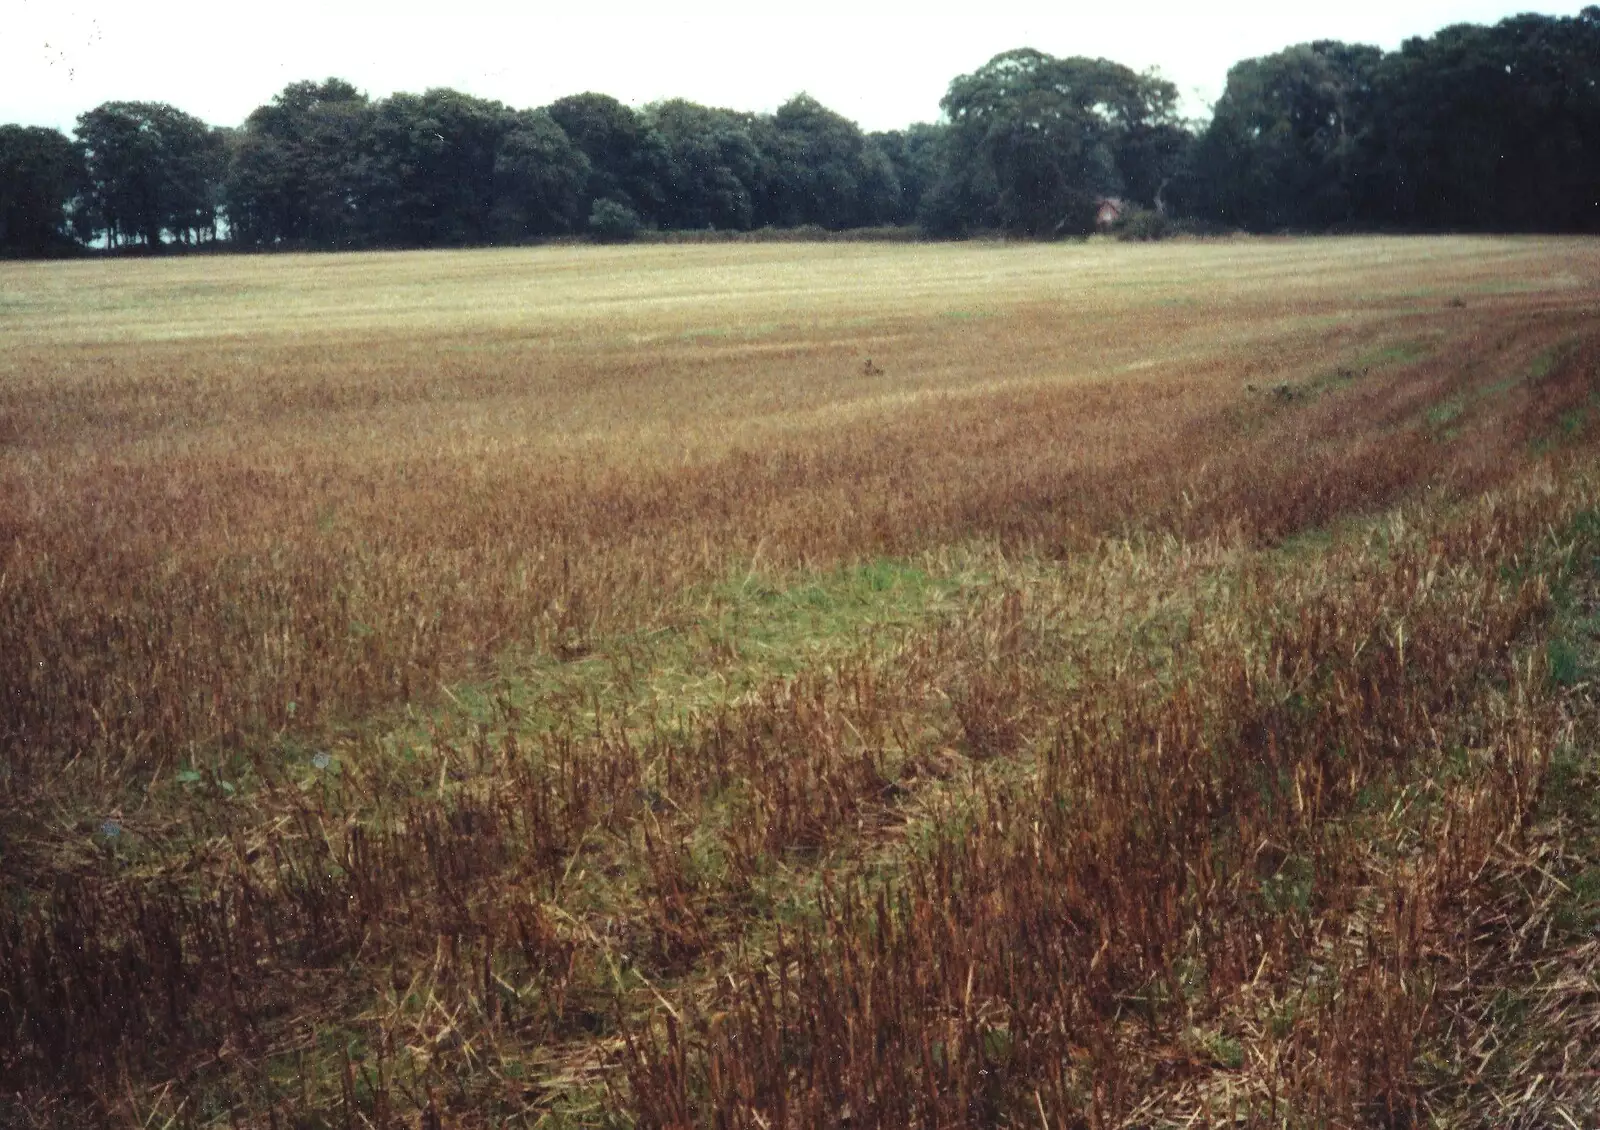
[2,1,1593,135]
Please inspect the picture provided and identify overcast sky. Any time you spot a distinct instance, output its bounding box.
[3,1,1593,135]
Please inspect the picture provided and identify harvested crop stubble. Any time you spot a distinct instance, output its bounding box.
[3,237,1600,1127]
[626,468,1580,1126]
[2,240,1594,785]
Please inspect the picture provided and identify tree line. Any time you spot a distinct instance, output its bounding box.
[3,7,1598,256]
[1186,8,1600,231]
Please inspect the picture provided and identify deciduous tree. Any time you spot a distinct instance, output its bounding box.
[755,94,899,229]
[1190,42,1381,230]
[491,109,591,238]
[646,99,761,231]
[76,102,224,248]
[224,79,370,247]
[546,93,669,225]
[933,50,1182,236]
[361,89,517,247]
[1364,10,1600,231]
[0,125,84,256]
[871,123,947,226]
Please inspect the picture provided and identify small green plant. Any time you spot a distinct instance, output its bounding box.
[1547,636,1583,687]
[1201,1031,1246,1070]
[1261,854,1316,915]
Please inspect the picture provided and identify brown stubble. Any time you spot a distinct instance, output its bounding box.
[0,243,1572,782]
[4,237,1600,1125]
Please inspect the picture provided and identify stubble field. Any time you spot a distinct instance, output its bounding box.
[4,238,1600,1127]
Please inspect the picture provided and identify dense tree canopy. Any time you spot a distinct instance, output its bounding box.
[755,95,899,229]
[870,124,947,226]
[1364,10,1600,231]
[1188,42,1383,229]
[1188,8,1600,232]
[0,125,83,256]
[646,99,762,231]
[225,79,370,248]
[76,101,224,248]
[359,89,520,247]
[546,93,669,224]
[929,49,1186,235]
[4,8,1599,257]
[492,109,591,238]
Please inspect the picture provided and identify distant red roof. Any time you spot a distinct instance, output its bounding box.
[1095,198,1127,228]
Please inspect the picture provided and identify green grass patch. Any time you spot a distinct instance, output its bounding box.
[1532,508,1600,931]
[719,556,956,650]
[1479,374,1523,399]
[1528,343,1569,383]
[378,555,979,753]
[1427,399,1465,429]
[1354,340,1433,370]
[1555,864,1600,935]
[1263,339,1437,406]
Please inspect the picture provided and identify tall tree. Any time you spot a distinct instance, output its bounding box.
[646,100,762,230]
[361,89,516,247]
[933,50,1183,236]
[754,94,899,229]
[1190,42,1382,230]
[491,109,591,238]
[870,123,948,226]
[76,102,224,248]
[225,79,371,247]
[1364,11,1600,231]
[1188,11,1600,233]
[0,125,85,256]
[545,93,669,223]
